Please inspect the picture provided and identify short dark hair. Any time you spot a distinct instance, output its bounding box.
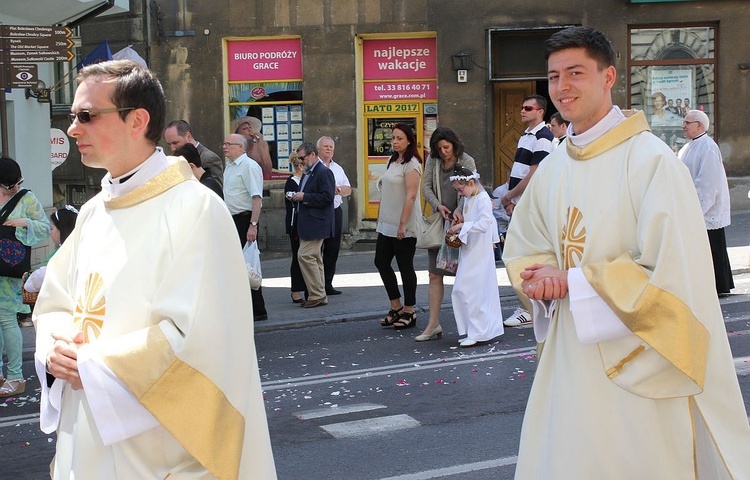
[388,123,422,166]
[296,142,318,157]
[429,126,465,162]
[77,60,166,145]
[525,94,547,112]
[167,120,191,136]
[50,207,78,245]
[0,157,22,187]
[550,112,568,125]
[545,26,616,71]
[175,143,202,167]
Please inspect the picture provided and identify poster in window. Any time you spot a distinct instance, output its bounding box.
[649,69,693,127]
[277,123,289,140]
[290,105,303,122]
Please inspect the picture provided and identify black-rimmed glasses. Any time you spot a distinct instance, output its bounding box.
[68,107,135,124]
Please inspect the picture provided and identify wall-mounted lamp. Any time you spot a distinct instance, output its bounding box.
[451,52,473,83]
[25,80,50,103]
[739,63,750,75]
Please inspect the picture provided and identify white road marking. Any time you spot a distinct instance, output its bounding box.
[734,356,750,376]
[261,346,538,391]
[0,413,39,428]
[378,456,519,480]
[321,414,420,439]
[295,403,386,420]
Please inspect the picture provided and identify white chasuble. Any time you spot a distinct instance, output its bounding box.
[451,190,504,342]
[34,153,277,479]
[503,111,750,479]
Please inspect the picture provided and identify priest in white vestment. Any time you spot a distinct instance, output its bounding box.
[34,60,277,479]
[503,27,750,479]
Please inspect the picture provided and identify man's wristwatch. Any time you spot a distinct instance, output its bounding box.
[250,221,258,226]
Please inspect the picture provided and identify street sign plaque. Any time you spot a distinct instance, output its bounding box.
[0,25,74,63]
[0,64,38,88]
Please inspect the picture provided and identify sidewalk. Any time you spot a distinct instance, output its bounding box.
[21,211,750,358]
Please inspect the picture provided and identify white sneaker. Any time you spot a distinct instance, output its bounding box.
[503,307,531,327]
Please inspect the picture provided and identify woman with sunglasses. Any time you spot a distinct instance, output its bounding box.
[0,157,50,397]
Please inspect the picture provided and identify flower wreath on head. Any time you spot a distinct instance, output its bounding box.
[54,205,79,222]
[449,170,480,182]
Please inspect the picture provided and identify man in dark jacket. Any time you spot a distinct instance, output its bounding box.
[290,142,335,308]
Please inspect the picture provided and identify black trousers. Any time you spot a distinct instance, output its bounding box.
[232,211,267,316]
[289,226,307,292]
[322,206,343,289]
[374,233,417,307]
[707,227,734,295]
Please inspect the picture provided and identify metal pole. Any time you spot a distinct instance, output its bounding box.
[0,90,8,157]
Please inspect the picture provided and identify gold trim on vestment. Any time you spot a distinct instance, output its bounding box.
[606,345,645,378]
[566,110,651,161]
[690,397,735,479]
[583,253,709,389]
[103,327,245,480]
[104,160,195,209]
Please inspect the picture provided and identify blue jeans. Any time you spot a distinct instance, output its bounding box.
[0,308,23,380]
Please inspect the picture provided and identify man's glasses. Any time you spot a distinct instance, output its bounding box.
[1,178,23,190]
[68,107,135,124]
[521,106,541,112]
[682,120,699,126]
[221,142,242,148]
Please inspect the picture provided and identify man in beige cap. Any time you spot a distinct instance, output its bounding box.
[232,116,273,177]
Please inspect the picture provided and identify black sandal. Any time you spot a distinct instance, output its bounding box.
[393,311,417,330]
[380,307,403,327]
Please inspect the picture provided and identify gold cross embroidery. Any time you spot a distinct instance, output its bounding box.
[72,273,106,343]
[561,206,586,269]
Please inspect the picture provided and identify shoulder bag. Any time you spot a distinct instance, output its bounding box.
[0,189,32,278]
[416,160,445,249]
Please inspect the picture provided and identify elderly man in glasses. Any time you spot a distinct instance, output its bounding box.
[36,60,276,479]
[498,94,554,328]
[223,133,268,321]
[678,110,734,296]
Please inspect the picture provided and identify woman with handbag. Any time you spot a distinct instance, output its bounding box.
[0,157,49,397]
[415,127,476,341]
[375,123,422,330]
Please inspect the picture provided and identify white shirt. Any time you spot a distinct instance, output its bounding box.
[678,133,731,229]
[323,159,351,209]
[223,153,263,215]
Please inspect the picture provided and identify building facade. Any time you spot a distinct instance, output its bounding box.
[62,0,750,249]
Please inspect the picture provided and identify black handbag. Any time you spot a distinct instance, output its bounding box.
[0,189,31,278]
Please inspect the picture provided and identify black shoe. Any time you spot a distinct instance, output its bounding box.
[326,288,342,295]
[254,314,268,321]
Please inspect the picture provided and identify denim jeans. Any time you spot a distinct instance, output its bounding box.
[0,308,23,380]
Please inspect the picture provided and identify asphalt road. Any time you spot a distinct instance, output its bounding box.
[4,275,750,479]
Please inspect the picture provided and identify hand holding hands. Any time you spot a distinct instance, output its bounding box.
[47,332,85,390]
[520,264,568,301]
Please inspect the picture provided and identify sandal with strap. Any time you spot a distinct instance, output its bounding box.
[0,379,25,398]
[393,311,417,330]
[380,307,403,327]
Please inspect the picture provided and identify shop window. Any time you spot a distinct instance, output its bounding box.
[225,37,303,180]
[629,24,717,153]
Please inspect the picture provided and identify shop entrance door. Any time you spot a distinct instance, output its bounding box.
[493,81,535,188]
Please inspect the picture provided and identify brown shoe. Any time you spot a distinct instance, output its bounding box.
[0,379,26,397]
[302,298,328,308]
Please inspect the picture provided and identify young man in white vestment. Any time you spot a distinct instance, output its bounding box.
[503,27,750,479]
[33,60,277,479]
